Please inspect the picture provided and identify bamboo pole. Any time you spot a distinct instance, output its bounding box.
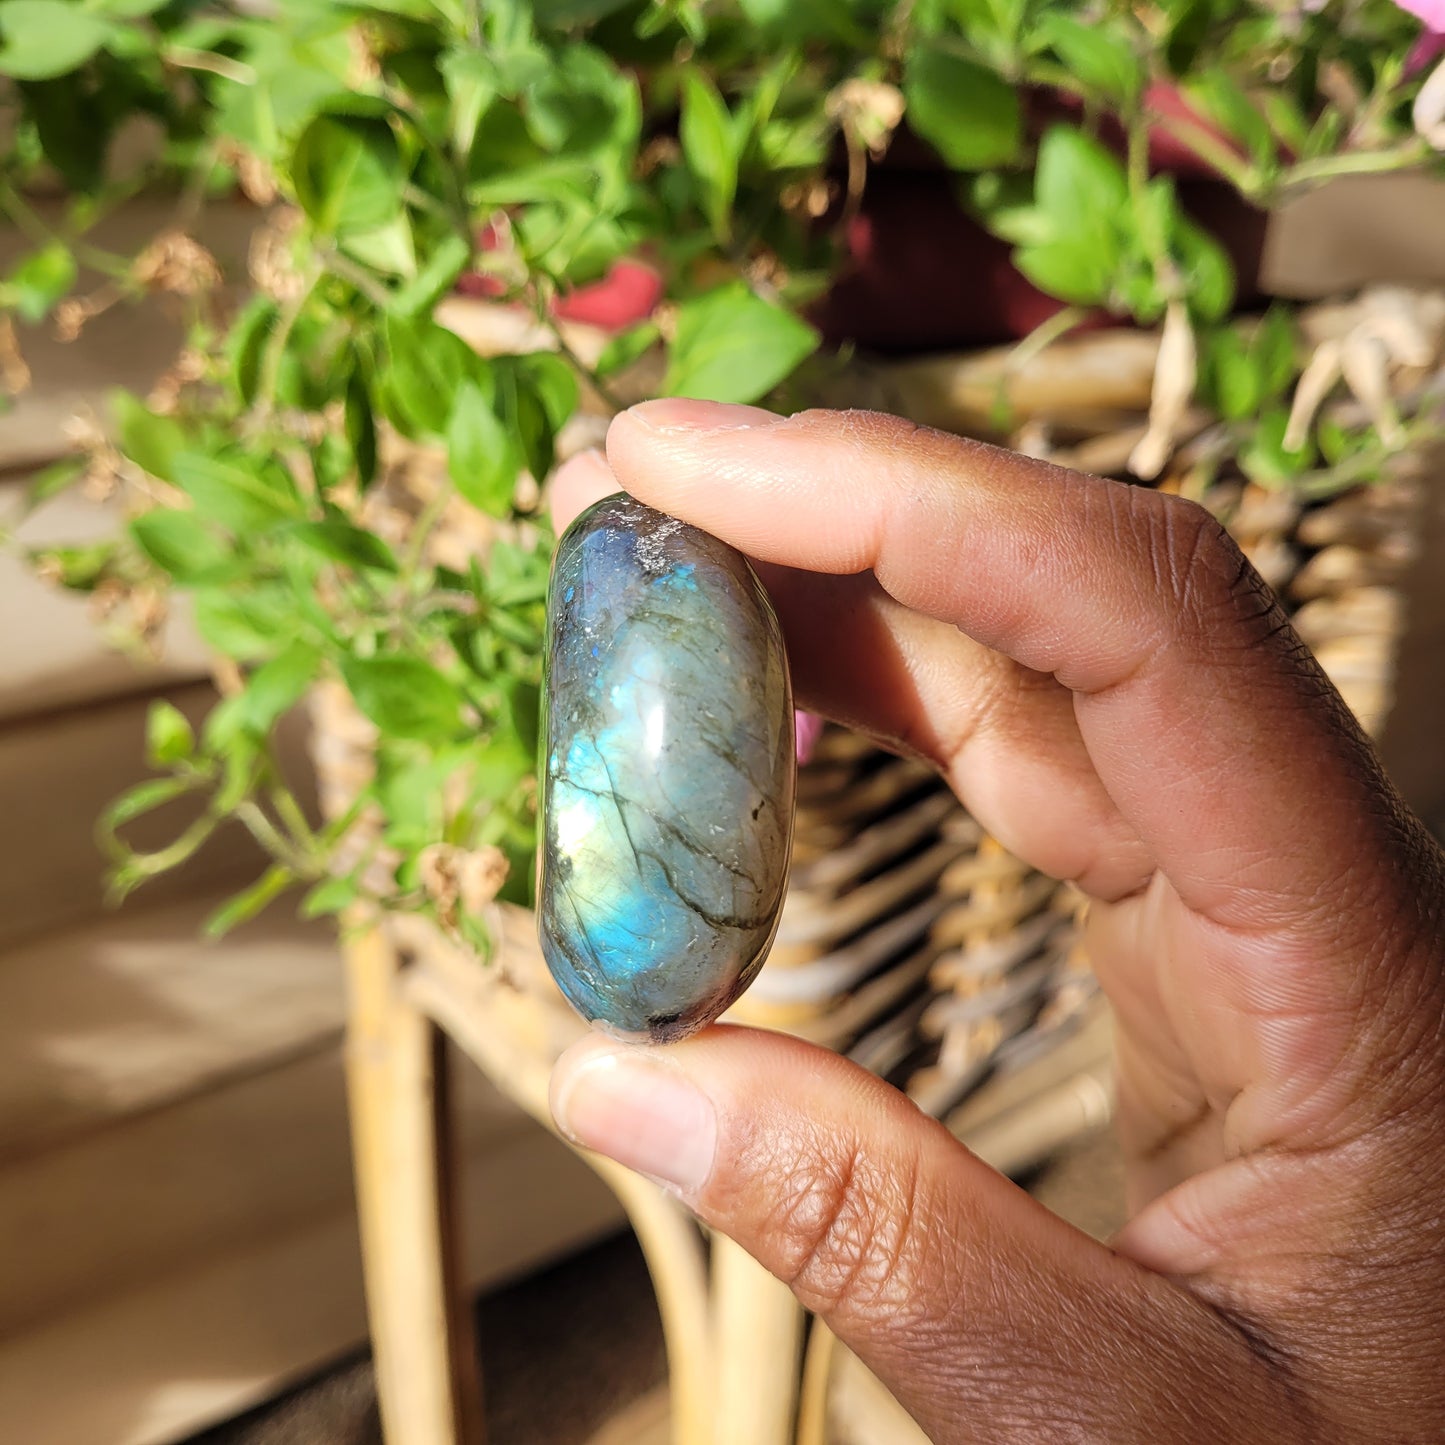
[343,926,479,1445]
[712,1234,806,1445]
[401,932,717,1445]
[795,1321,839,1445]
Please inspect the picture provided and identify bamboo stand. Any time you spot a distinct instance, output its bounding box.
[344,927,484,1445]
[344,909,822,1445]
[343,912,1116,1444]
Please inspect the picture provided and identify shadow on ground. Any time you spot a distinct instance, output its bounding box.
[189,1232,666,1445]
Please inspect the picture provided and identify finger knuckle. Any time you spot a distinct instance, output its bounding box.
[765,1134,926,1320]
[1124,489,1282,641]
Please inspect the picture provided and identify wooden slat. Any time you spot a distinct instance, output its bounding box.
[344,926,478,1445]
[0,897,342,1160]
[0,479,209,724]
[0,683,311,951]
[1262,175,1445,298]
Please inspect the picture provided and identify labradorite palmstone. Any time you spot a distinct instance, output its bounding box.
[538,493,795,1043]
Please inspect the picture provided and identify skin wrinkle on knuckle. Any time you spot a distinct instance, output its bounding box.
[750,1122,941,1326]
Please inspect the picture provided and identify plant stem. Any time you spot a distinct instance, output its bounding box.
[322,248,394,311]
[270,781,320,854]
[400,482,455,582]
[992,305,1088,428]
[1152,116,1260,199]
[235,800,317,875]
[1007,304,1088,376]
[117,813,218,880]
[250,270,319,427]
[548,320,626,415]
[0,180,133,281]
[163,46,256,84]
[1275,139,1433,196]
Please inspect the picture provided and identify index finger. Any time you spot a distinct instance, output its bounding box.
[604,400,1416,940]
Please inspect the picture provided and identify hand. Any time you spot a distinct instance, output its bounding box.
[547,401,1445,1442]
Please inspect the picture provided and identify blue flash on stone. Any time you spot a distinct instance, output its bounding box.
[538,493,795,1042]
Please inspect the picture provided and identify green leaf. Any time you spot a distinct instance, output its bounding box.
[344,369,378,487]
[468,732,533,802]
[663,282,818,405]
[1241,408,1315,485]
[0,1,111,79]
[441,48,495,157]
[1203,328,1262,421]
[311,433,351,494]
[342,654,466,741]
[448,380,519,515]
[235,641,320,735]
[1032,14,1142,105]
[503,366,557,481]
[1317,417,1361,468]
[291,113,405,236]
[501,677,540,751]
[519,351,579,432]
[130,508,235,583]
[1014,239,1115,306]
[392,231,472,317]
[300,873,360,919]
[524,44,638,159]
[1183,74,1274,168]
[192,585,294,661]
[340,214,416,276]
[1033,126,1129,223]
[204,866,295,938]
[6,242,75,322]
[381,314,486,436]
[485,537,550,607]
[89,0,170,14]
[146,700,195,767]
[1163,0,1211,75]
[21,454,85,515]
[287,521,398,572]
[29,541,116,590]
[596,320,660,379]
[1259,90,1310,153]
[227,297,279,408]
[99,776,193,832]
[1007,128,1131,305]
[1302,108,1344,163]
[903,48,1022,171]
[172,451,302,532]
[679,69,739,241]
[111,391,185,482]
[1250,307,1299,402]
[531,0,634,22]
[1172,217,1235,323]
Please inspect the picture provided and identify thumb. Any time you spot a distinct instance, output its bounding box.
[550,1026,1295,1442]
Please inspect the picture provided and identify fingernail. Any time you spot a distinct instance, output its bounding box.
[623,398,781,433]
[551,1046,717,1193]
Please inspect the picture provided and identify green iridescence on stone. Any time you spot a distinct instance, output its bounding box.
[538,493,795,1043]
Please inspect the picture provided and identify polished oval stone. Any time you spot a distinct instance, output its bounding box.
[538,493,795,1042]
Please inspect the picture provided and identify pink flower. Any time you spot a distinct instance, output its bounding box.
[794,710,825,766]
[1396,0,1445,26]
[1407,29,1445,73]
[1397,0,1445,73]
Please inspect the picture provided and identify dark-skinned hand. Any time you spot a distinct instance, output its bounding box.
[547,400,1445,1443]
